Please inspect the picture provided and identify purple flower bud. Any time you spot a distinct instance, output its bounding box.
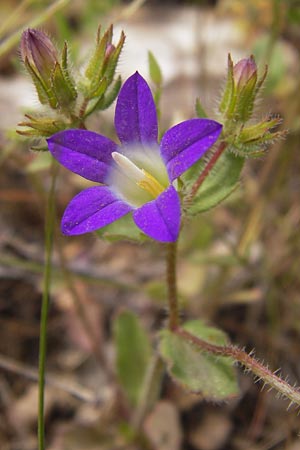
[20,29,58,81]
[233,56,257,88]
[105,43,116,59]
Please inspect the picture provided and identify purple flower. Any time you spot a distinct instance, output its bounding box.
[47,72,222,243]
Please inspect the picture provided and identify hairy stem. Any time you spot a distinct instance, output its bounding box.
[166,242,179,330]
[187,141,227,201]
[175,327,300,407]
[78,97,89,128]
[38,161,58,450]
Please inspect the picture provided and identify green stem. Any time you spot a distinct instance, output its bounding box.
[38,160,58,450]
[166,242,179,330]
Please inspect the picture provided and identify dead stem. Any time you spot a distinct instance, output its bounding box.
[0,353,103,404]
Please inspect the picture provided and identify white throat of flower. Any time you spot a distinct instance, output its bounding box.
[112,151,165,198]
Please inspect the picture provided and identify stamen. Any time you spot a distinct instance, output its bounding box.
[112,151,165,198]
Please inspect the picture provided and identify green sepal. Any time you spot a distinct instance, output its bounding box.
[85,76,121,115]
[17,114,67,137]
[195,97,207,118]
[227,116,284,157]
[60,42,77,99]
[255,64,268,94]
[88,76,108,100]
[24,57,57,108]
[148,50,162,86]
[219,54,235,115]
[85,25,112,81]
[239,117,281,143]
[102,31,125,85]
[96,212,147,242]
[113,310,152,406]
[26,152,53,172]
[159,320,239,400]
[183,150,244,215]
[234,72,257,122]
[51,62,77,108]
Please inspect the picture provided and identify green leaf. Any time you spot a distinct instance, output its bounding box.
[113,310,152,406]
[148,50,162,86]
[159,320,239,400]
[183,150,244,215]
[96,212,147,242]
[195,97,207,118]
[26,152,52,172]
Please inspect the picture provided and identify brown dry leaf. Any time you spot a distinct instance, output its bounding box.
[144,400,182,450]
[55,280,104,355]
[287,442,300,450]
[8,384,57,430]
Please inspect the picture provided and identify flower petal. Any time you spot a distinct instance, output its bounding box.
[160,119,222,181]
[114,72,158,145]
[133,185,180,242]
[47,129,118,183]
[62,186,132,235]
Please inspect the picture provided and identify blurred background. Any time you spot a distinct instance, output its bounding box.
[0,0,300,449]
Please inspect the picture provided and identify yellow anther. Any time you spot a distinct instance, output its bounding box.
[112,151,165,199]
[138,170,165,198]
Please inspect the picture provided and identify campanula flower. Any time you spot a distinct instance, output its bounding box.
[47,72,222,242]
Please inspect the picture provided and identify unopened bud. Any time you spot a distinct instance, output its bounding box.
[20,29,77,110]
[219,54,264,124]
[21,29,58,84]
[105,43,116,59]
[233,56,257,89]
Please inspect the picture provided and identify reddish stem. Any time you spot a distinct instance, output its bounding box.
[175,327,300,407]
[188,141,227,200]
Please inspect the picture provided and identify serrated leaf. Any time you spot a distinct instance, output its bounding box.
[183,150,244,215]
[148,50,162,86]
[159,320,239,400]
[96,212,146,242]
[113,310,152,406]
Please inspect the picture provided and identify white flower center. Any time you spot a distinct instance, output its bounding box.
[111,151,165,198]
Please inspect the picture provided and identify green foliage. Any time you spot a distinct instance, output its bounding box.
[183,151,244,215]
[96,213,147,242]
[148,51,162,86]
[113,310,152,406]
[159,320,239,400]
[195,97,207,118]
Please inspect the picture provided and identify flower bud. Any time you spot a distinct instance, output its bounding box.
[219,54,267,125]
[82,25,125,102]
[21,29,58,82]
[105,43,116,60]
[233,56,257,89]
[20,29,77,110]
